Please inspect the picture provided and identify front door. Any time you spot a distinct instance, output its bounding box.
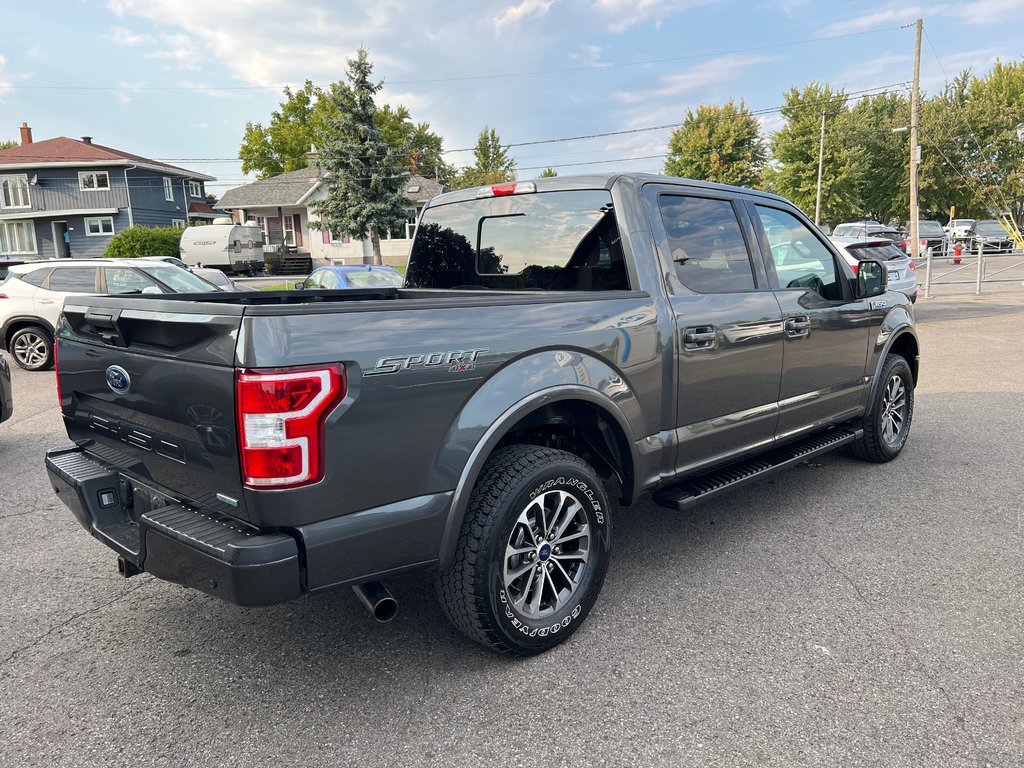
[749,203,872,441]
[651,190,785,476]
[51,221,70,258]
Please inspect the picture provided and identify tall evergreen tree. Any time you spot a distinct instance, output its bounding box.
[765,82,863,224]
[311,49,410,266]
[664,100,766,187]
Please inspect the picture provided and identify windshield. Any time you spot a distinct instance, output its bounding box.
[343,269,404,287]
[975,220,1005,235]
[139,265,220,292]
[918,221,944,235]
[406,189,629,291]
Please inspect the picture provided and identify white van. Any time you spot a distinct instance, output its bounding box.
[179,218,265,274]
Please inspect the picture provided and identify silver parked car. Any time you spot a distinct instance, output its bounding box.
[830,237,918,303]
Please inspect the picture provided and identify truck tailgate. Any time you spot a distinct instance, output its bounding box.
[57,300,249,518]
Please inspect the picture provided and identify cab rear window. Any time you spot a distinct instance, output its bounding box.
[405,190,629,291]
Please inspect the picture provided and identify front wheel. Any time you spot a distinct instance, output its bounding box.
[849,353,914,462]
[10,326,53,371]
[438,445,611,656]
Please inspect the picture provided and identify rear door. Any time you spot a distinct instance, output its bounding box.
[749,203,872,441]
[34,265,99,328]
[646,186,785,475]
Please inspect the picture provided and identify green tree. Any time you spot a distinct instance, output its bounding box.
[0,139,17,151]
[239,82,450,181]
[537,167,558,177]
[310,49,410,266]
[103,226,183,258]
[450,127,516,190]
[239,81,332,179]
[664,100,766,187]
[765,82,863,224]
[846,91,911,224]
[376,104,454,180]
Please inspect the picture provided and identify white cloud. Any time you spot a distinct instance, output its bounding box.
[594,0,719,33]
[147,32,203,71]
[117,80,142,104]
[109,25,155,47]
[819,0,1024,37]
[832,51,912,88]
[615,54,779,103]
[26,44,43,58]
[0,55,12,98]
[757,113,785,136]
[495,0,557,27]
[818,6,927,37]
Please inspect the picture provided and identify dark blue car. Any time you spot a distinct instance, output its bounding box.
[299,265,404,290]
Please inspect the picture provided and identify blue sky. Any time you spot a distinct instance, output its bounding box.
[1,0,1021,196]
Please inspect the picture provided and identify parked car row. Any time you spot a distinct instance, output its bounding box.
[831,218,1019,256]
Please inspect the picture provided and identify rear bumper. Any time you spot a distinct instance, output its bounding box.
[45,444,451,606]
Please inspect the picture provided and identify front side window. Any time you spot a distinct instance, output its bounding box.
[138,264,219,292]
[757,206,841,300]
[46,267,97,293]
[188,181,202,197]
[406,190,629,291]
[79,171,110,191]
[0,221,37,254]
[658,195,755,293]
[103,267,160,294]
[163,177,174,202]
[85,217,114,236]
[1,175,31,209]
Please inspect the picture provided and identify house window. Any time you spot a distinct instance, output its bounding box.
[0,221,37,254]
[0,174,31,209]
[171,219,185,229]
[188,181,202,197]
[79,171,111,191]
[163,177,174,202]
[85,217,115,236]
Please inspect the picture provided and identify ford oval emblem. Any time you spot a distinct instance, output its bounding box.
[105,365,131,394]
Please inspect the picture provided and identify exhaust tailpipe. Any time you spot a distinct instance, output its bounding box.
[352,581,398,622]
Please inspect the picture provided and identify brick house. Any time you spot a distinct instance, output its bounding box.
[0,123,217,260]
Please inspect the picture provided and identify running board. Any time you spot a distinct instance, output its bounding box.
[652,427,862,511]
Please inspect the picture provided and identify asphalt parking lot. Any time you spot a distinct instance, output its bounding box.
[1,293,1022,768]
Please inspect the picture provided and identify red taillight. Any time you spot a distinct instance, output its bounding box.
[851,262,859,275]
[476,181,536,198]
[908,260,916,271]
[236,364,346,489]
[54,339,62,410]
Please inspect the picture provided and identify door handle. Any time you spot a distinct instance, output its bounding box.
[785,316,811,337]
[38,299,56,305]
[683,326,717,350]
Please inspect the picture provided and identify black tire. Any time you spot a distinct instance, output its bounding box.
[437,445,611,656]
[849,353,914,462]
[9,326,53,371]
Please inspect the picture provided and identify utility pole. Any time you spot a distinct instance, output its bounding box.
[814,110,826,226]
[909,18,922,262]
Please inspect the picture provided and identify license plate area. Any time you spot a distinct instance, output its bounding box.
[888,270,900,280]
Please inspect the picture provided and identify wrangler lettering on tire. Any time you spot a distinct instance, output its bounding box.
[437,445,611,656]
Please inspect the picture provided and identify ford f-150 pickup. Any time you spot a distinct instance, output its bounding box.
[46,173,918,655]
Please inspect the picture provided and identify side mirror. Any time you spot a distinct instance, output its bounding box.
[855,259,887,299]
[293,282,305,290]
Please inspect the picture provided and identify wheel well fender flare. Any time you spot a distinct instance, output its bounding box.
[2,317,55,349]
[437,384,638,569]
[866,325,918,405]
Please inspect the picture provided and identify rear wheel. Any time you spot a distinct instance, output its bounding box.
[438,445,611,656]
[10,326,53,371]
[849,353,913,462]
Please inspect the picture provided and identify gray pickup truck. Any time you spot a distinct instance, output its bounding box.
[46,173,918,656]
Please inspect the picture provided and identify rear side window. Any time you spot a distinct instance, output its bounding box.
[406,190,629,291]
[658,195,755,293]
[847,243,906,262]
[46,267,97,293]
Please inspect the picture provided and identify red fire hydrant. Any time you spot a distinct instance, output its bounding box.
[952,243,962,264]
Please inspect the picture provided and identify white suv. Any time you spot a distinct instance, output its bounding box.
[0,259,219,370]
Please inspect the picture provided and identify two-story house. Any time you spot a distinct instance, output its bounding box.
[0,123,217,260]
